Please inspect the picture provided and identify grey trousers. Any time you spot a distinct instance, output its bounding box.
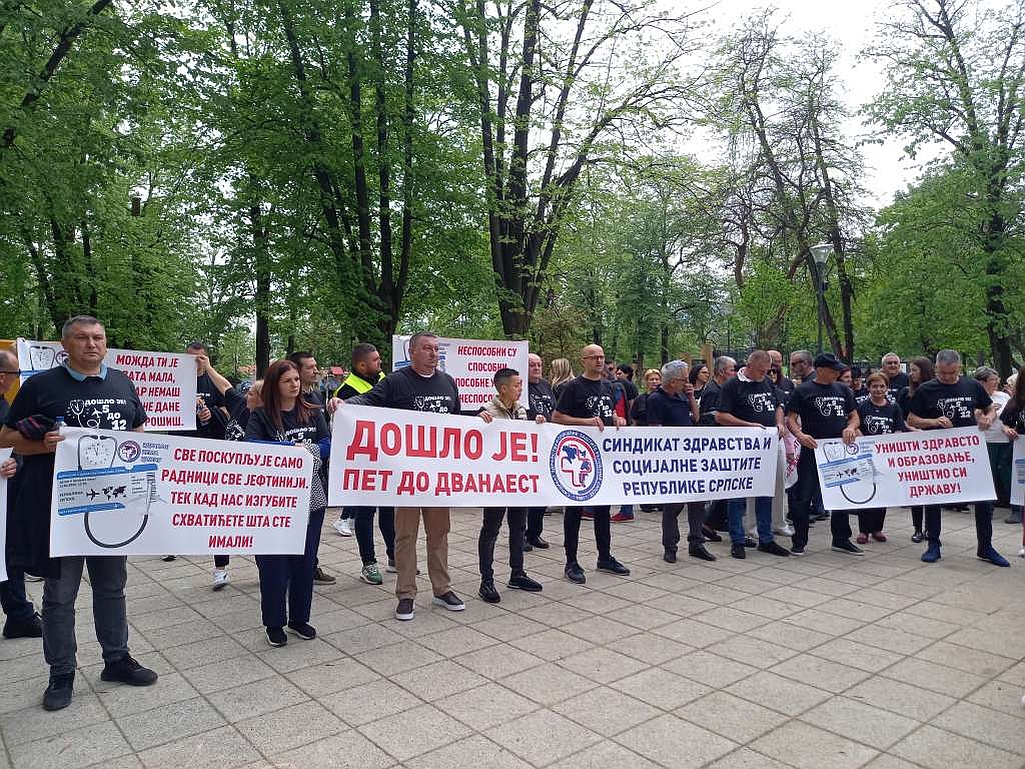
[43,556,130,676]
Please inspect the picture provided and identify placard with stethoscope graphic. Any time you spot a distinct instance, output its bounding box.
[50,427,314,556]
[814,427,995,510]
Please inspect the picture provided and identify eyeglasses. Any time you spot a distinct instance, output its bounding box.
[0,370,20,375]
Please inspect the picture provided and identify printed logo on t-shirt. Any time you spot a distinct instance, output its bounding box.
[862,415,894,435]
[936,396,975,421]
[412,394,453,413]
[67,398,131,431]
[746,393,775,413]
[812,396,848,417]
[585,395,615,420]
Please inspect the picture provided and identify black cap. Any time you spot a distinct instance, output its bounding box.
[813,353,846,371]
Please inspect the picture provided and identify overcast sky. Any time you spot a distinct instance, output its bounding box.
[700,0,943,207]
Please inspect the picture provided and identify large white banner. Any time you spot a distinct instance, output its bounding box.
[1011,439,1025,507]
[814,427,995,510]
[391,336,529,411]
[50,428,313,556]
[17,339,198,432]
[0,447,10,582]
[329,406,778,507]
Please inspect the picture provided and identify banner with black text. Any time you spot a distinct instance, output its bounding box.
[328,406,778,507]
[814,427,995,510]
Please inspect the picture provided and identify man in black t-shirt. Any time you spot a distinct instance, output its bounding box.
[0,316,157,711]
[786,353,861,556]
[698,356,736,426]
[185,342,228,440]
[716,351,791,560]
[907,349,1008,566]
[552,344,631,584]
[341,332,466,621]
[525,353,554,549]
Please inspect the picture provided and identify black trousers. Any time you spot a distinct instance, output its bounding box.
[255,508,324,628]
[564,505,611,563]
[526,507,545,540]
[352,506,395,565]
[479,508,526,581]
[857,508,886,534]
[792,449,851,549]
[662,502,707,552]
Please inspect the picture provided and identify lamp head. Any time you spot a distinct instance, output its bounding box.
[810,242,833,267]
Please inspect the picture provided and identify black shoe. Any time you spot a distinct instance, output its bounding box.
[508,573,543,592]
[596,557,630,576]
[565,562,586,584]
[730,543,746,559]
[522,542,533,553]
[3,612,42,639]
[479,580,501,603]
[42,673,74,711]
[432,591,466,611]
[702,526,723,543]
[663,549,677,563]
[1005,511,1023,524]
[313,566,336,585]
[266,627,287,646]
[831,540,866,556]
[743,537,757,548]
[161,555,176,562]
[526,536,550,549]
[813,512,830,521]
[100,655,158,686]
[286,621,316,640]
[790,545,805,556]
[395,598,415,621]
[757,541,790,557]
[911,530,924,543]
[688,544,716,562]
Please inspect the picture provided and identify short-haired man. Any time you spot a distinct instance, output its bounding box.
[646,360,713,562]
[331,344,394,586]
[341,332,466,620]
[552,344,631,584]
[768,349,793,399]
[289,352,323,407]
[881,353,909,403]
[907,349,1009,566]
[0,349,41,640]
[525,353,554,549]
[789,350,814,385]
[716,350,791,559]
[185,342,228,440]
[698,356,737,426]
[476,368,544,602]
[0,316,157,710]
[786,353,862,556]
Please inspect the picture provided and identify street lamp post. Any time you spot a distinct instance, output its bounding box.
[810,243,834,355]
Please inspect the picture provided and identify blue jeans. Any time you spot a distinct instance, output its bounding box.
[728,496,773,545]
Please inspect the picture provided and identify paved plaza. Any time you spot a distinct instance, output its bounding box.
[1,507,1023,769]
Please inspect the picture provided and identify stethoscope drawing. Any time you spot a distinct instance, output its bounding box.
[822,442,879,505]
[76,434,150,548]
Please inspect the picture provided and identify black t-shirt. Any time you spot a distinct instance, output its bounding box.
[886,372,910,403]
[527,378,555,421]
[348,366,460,413]
[908,377,991,428]
[222,388,251,442]
[717,375,779,428]
[698,379,722,426]
[555,376,617,426]
[645,388,693,427]
[787,380,856,438]
[857,399,906,435]
[187,372,229,439]
[303,387,324,407]
[0,396,8,425]
[630,392,651,425]
[853,386,870,406]
[619,379,638,401]
[1000,398,1025,432]
[245,404,329,444]
[4,366,147,575]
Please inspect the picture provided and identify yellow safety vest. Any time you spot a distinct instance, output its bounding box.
[333,371,384,398]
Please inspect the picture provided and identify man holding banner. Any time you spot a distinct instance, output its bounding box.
[0,316,158,711]
[907,350,1009,566]
[341,332,466,621]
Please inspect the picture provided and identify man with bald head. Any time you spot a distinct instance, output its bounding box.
[552,344,631,584]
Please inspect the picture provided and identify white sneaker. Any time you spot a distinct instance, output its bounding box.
[212,570,229,590]
[332,517,353,537]
[774,525,795,537]
[1018,546,1024,558]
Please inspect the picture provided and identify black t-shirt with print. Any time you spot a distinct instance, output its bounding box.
[908,377,991,428]
[857,399,906,435]
[886,372,910,403]
[555,376,617,426]
[853,386,870,406]
[717,376,779,428]
[347,366,460,414]
[4,366,147,575]
[787,380,856,439]
[527,378,555,421]
[245,404,329,444]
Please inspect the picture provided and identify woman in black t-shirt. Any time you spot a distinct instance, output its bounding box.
[245,360,330,648]
[855,373,909,544]
[629,368,662,427]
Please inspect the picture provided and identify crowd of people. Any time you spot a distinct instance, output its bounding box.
[0,317,1022,714]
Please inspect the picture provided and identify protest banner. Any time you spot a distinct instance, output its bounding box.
[814,426,995,510]
[391,335,529,411]
[50,427,313,556]
[17,339,198,431]
[0,447,10,582]
[328,406,778,507]
[1012,439,1025,508]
